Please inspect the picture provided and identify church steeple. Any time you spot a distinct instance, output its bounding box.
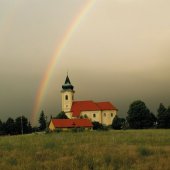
[61,74,75,114]
[62,74,74,90]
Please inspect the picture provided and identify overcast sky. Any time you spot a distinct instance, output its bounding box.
[0,0,170,123]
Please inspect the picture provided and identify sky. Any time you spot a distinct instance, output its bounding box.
[0,0,170,124]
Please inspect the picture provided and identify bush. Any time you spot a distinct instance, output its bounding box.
[71,127,85,132]
[138,146,153,157]
[92,121,110,131]
[92,121,103,130]
[102,126,109,131]
[56,111,68,119]
[55,128,62,133]
[112,116,125,130]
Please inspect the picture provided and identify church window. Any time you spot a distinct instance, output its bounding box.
[65,95,68,100]
[93,114,96,118]
[111,113,113,117]
[104,113,106,117]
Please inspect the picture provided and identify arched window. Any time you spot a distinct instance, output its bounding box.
[65,95,68,100]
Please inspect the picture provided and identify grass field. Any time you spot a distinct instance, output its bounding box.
[0,130,170,170]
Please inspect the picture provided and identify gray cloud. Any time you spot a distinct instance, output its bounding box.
[0,0,170,123]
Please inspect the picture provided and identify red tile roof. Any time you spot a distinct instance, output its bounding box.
[96,102,118,111]
[71,101,99,117]
[51,118,93,128]
[71,101,117,117]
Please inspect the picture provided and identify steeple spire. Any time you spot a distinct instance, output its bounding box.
[62,74,74,90]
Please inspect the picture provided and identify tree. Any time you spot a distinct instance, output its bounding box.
[0,119,4,135]
[157,103,167,128]
[112,115,125,130]
[158,103,167,115]
[5,117,15,135]
[15,116,29,134]
[0,122,7,135]
[127,100,155,129]
[0,119,2,130]
[150,112,157,127]
[157,104,170,128]
[39,110,46,131]
[166,107,170,128]
[56,111,68,119]
[92,121,103,130]
[27,122,32,133]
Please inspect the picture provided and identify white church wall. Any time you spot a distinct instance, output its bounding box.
[101,110,117,126]
[80,111,102,123]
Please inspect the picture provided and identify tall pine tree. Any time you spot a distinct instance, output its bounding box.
[6,117,15,135]
[39,110,46,131]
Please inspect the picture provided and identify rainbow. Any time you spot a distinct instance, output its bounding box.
[31,0,97,125]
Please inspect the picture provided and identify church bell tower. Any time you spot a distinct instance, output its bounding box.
[61,74,75,113]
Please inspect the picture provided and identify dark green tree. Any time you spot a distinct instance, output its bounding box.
[0,122,7,135]
[56,111,68,119]
[0,119,2,130]
[157,103,170,128]
[157,103,168,128]
[112,115,125,130]
[158,103,167,115]
[127,100,155,129]
[0,119,5,135]
[92,121,103,130]
[27,122,32,133]
[15,116,29,134]
[39,110,46,131]
[5,117,15,135]
[166,107,170,128]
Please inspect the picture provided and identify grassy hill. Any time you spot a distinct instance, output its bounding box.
[0,130,170,170]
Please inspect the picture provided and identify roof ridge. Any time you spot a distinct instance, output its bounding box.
[73,100,94,102]
[96,101,111,103]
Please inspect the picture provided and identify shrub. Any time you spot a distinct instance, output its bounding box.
[112,115,125,130]
[56,111,68,119]
[138,146,153,157]
[55,128,62,133]
[7,157,18,166]
[92,121,103,130]
[71,127,85,132]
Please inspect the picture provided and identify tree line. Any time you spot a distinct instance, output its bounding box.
[0,110,49,135]
[0,116,32,135]
[0,109,69,135]
[112,100,170,129]
[0,100,170,135]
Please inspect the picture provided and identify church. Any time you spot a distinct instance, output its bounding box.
[61,75,118,126]
[49,75,118,131]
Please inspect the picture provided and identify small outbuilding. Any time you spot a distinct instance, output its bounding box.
[49,118,93,131]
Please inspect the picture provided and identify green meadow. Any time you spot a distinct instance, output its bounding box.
[0,130,170,170]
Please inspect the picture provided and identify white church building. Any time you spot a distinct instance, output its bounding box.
[61,75,118,126]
